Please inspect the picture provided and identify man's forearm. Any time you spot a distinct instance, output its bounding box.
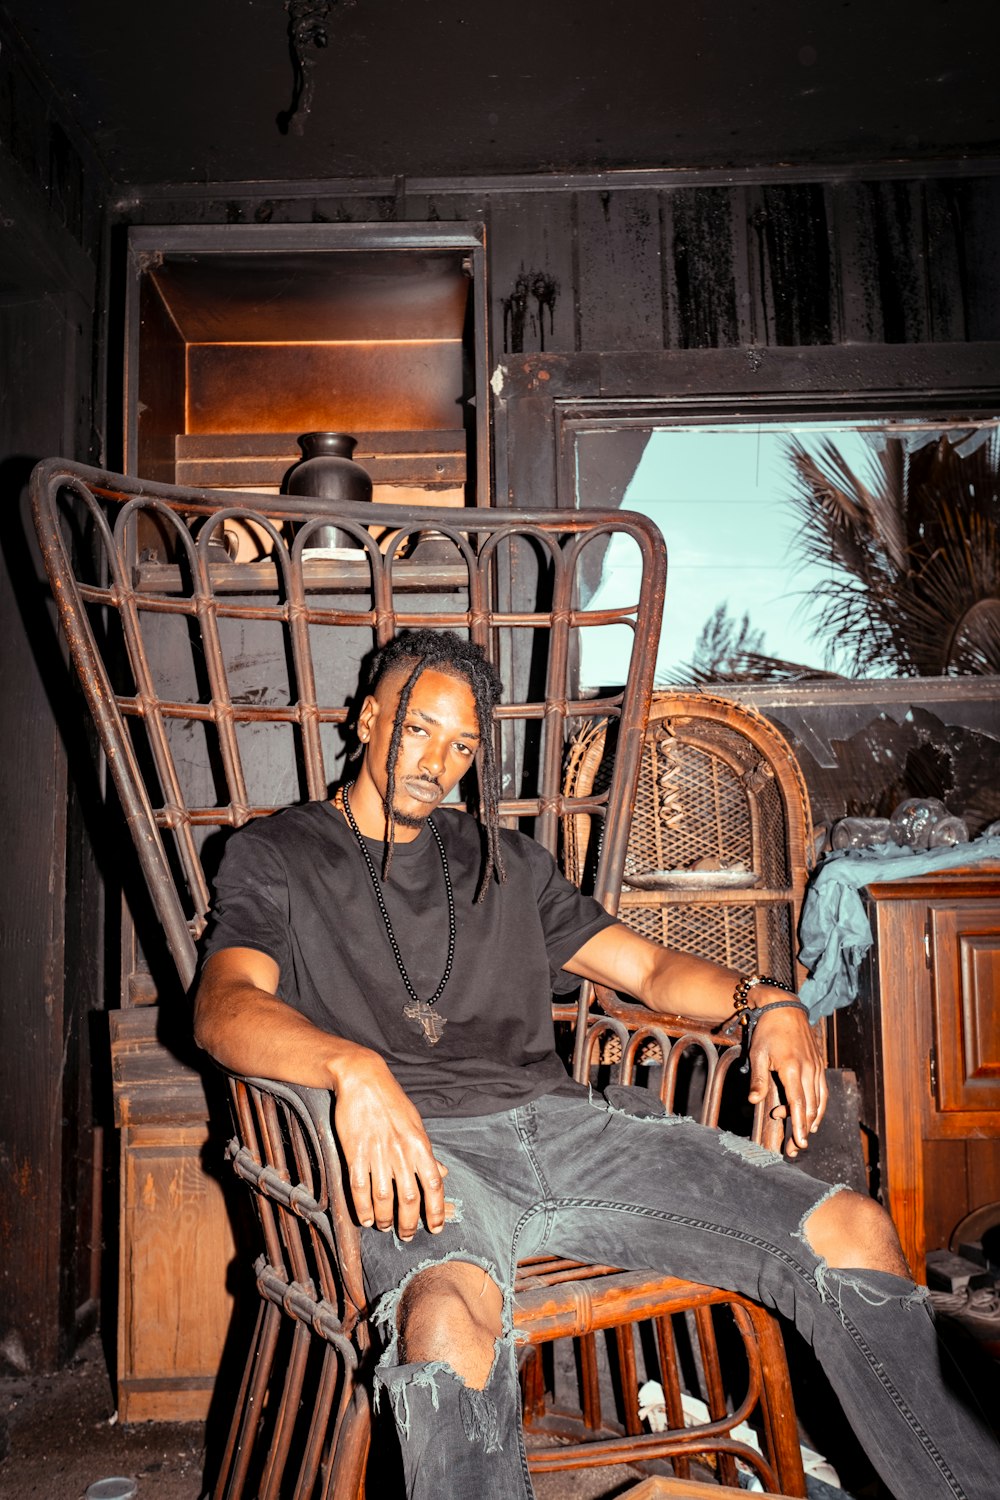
[639,947,746,1022]
[567,922,793,1023]
[194,973,372,1090]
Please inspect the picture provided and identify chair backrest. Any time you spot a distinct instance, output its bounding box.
[31,458,665,1011]
[565,690,814,991]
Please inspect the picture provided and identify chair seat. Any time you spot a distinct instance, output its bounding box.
[514,1257,758,1340]
[514,1253,804,1489]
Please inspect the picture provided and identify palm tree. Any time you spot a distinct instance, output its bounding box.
[660,601,842,686]
[785,430,1000,677]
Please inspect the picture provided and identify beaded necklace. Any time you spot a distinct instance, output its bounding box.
[340,782,455,1046]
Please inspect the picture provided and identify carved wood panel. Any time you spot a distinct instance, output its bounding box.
[930,902,1000,1115]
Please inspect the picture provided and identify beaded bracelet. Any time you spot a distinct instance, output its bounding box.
[732,971,796,1013]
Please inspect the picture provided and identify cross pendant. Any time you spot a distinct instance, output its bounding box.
[403,1000,447,1046]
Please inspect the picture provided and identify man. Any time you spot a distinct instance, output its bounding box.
[195,629,995,1500]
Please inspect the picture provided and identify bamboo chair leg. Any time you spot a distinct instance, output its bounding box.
[324,1384,371,1500]
[614,1325,643,1437]
[653,1313,691,1479]
[736,1304,807,1498]
[693,1305,739,1489]
[260,1320,313,1500]
[214,1299,268,1498]
[578,1333,602,1430]
[216,1300,283,1500]
[291,1343,341,1500]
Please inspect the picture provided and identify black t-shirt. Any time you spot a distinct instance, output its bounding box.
[202,801,617,1118]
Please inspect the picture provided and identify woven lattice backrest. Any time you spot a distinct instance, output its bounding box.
[32,459,665,997]
[564,691,813,989]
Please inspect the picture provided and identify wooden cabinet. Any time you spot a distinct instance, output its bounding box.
[828,867,1000,1282]
[109,1008,236,1422]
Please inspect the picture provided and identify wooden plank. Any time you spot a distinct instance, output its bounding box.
[868,896,931,1278]
[922,1139,970,1258]
[576,189,664,351]
[186,340,463,435]
[109,1008,212,1127]
[497,386,562,511]
[133,556,469,595]
[117,1121,235,1423]
[591,341,1000,398]
[956,176,1000,341]
[175,428,468,492]
[966,1139,1000,1232]
[831,182,882,343]
[176,451,466,490]
[176,430,467,457]
[753,183,834,347]
[871,180,931,343]
[924,180,968,342]
[0,293,83,1371]
[621,1479,797,1500]
[661,186,740,350]
[401,190,493,225]
[135,273,185,483]
[488,191,577,356]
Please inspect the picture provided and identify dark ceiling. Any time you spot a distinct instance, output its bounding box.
[4,0,999,188]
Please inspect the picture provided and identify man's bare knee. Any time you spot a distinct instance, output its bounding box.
[397,1261,503,1388]
[803,1189,910,1277]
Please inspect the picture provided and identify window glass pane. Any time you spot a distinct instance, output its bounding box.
[576,417,1000,687]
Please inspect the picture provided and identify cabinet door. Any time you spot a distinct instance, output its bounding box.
[930,902,1000,1116]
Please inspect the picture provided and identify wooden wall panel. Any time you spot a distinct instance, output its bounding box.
[956,176,1000,342]
[752,183,834,347]
[0,289,98,1371]
[403,191,494,224]
[120,164,1000,364]
[575,189,665,351]
[134,273,185,481]
[922,1139,970,1257]
[924,180,968,343]
[871,180,931,344]
[118,1123,236,1422]
[967,1139,1000,1232]
[0,17,105,1374]
[831,181,882,343]
[489,192,576,356]
[661,186,740,350]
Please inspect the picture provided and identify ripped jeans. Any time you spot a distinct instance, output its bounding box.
[361,1087,997,1500]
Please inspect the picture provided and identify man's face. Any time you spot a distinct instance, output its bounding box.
[357,666,482,829]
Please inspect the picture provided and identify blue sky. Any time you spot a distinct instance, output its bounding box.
[578,422,872,688]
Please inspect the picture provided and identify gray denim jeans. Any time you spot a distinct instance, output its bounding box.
[361,1087,997,1500]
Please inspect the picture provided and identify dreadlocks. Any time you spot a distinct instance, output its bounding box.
[362,630,506,901]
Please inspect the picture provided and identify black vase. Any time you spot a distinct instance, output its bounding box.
[282,432,373,549]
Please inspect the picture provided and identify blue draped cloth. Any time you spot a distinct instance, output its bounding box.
[798,835,1000,1021]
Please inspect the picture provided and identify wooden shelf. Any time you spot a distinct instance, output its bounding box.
[134,557,470,594]
[174,428,467,491]
[619,886,795,907]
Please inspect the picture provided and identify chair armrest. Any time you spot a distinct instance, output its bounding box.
[587,984,783,1150]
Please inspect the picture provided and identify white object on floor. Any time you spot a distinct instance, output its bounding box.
[637,1380,841,1490]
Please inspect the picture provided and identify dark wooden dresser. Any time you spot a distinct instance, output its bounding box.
[827,865,1000,1282]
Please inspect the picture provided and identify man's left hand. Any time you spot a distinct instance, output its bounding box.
[746,999,827,1157]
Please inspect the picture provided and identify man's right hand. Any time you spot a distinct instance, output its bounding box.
[195,947,448,1239]
[330,1050,449,1240]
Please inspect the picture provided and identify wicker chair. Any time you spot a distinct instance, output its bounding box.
[32,459,805,1498]
[563,692,815,1040]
